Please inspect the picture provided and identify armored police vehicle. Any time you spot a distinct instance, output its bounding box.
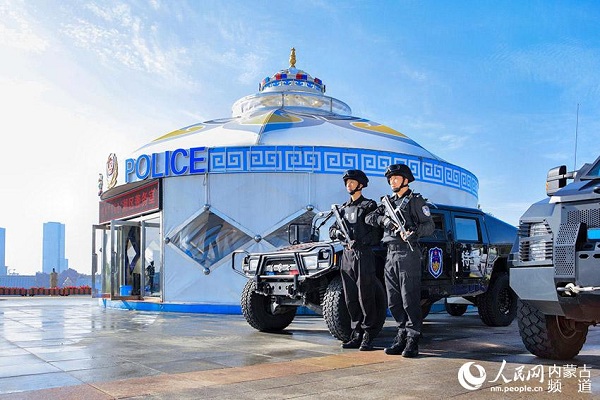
[510,156,600,359]
[232,203,517,342]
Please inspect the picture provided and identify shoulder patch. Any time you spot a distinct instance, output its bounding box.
[422,205,431,217]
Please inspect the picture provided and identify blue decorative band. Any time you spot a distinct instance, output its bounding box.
[209,146,478,197]
[125,145,478,197]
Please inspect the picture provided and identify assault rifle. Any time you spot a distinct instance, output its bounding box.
[331,204,352,246]
[381,194,414,251]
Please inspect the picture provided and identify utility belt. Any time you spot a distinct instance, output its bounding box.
[345,242,372,250]
[385,242,414,251]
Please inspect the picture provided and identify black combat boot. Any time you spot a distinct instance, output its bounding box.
[402,335,419,358]
[384,330,407,355]
[359,331,375,351]
[341,329,363,349]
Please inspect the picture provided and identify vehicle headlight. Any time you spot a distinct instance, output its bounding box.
[519,221,552,262]
[243,258,259,272]
[302,249,331,271]
[529,222,550,237]
[302,254,318,270]
[529,241,549,261]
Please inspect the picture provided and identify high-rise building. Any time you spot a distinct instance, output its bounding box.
[42,222,68,274]
[0,227,6,275]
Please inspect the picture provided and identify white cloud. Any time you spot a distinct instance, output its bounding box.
[148,0,160,11]
[60,2,190,84]
[492,43,600,104]
[438,134,470,150]
[0,0,48,52]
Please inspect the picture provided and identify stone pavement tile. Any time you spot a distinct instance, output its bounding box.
[189,354,397,399]
[90,373,209,399]
[252,347,341,361]
[24,344,89,355]
[0,362,61,379]
[0,354,48,368]
[48,356,130,372]
[109,363,389,400]
[34,349,98,363]
[200,363,426,400]
[83,351,388,398]
[0,385,114,400]
[0,347,29,357]
[140,357,226,374]
[0,372,84,396]
[199,352,280,368]
[293,350,390,370]
[67,361,162,384]
[181,359,330,385]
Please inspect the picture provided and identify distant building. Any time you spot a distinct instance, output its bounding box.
[0,227,5,275]
[42,222,68,274]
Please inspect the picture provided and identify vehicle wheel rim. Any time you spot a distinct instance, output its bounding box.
[498,288,511,315]
[555,316,578,339]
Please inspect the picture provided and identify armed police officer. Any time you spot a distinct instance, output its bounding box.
[366,164,434,358]
[329,169,382,351]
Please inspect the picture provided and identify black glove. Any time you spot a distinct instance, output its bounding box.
[382,216,399,231]
[331,229,346,241]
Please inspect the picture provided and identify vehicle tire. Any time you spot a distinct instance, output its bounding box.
[445,299,468,316]
[241,280,296,332]
[477,272,517,326]
[322,275,388,342]
[517,299,588,360]
[323,275,352,341]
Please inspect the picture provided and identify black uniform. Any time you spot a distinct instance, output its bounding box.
[366,189,434,338]
[329,195,381,335]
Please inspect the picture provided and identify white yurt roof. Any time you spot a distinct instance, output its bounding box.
[120,48,477,206]
[130,48,444,163]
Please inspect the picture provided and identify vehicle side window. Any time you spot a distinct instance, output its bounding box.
[454,217,480,241]
[423,213,446,240]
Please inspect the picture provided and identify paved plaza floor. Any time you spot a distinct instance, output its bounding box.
[0,296,599,399]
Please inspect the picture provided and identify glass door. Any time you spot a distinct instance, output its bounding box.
[92,218,161,299]
[110,221,140,298]
[92,224,109,297]
[92,217,162,299]
[141,219,161,298]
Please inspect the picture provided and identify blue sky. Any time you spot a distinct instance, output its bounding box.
[1,0,600,275]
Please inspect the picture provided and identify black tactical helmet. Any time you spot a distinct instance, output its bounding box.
[384,163,414,183]
[343,169,369,187]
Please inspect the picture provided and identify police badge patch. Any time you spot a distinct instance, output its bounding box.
[428,247,443,279]
[422,205,431,217]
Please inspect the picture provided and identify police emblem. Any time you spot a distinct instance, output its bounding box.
[428,247,443,279]
[422,205,431,217]
[106,153,118,190]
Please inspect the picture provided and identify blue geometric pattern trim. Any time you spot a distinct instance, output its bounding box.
[209,146,478,197]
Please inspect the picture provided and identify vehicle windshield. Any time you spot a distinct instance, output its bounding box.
[584,158,600,178]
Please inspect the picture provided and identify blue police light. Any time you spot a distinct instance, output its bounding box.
[588,227,600,241]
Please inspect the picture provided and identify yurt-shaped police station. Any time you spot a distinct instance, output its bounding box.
[94,49,478,312]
